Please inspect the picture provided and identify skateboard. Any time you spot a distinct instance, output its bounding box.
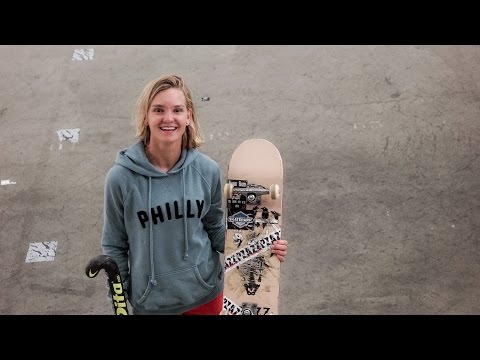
[221,138,283,315]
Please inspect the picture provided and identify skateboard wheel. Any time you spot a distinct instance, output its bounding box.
[269,184,280,199]
[224,183,234,199]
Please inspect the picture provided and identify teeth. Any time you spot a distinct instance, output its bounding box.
[160,127,176,130]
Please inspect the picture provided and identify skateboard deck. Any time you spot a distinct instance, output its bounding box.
[221,138,283,315]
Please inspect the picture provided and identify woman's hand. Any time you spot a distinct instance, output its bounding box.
[271,239,288,262]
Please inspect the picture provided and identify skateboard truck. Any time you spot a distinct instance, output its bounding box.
[224,180,280,205]
[240,302,258,315]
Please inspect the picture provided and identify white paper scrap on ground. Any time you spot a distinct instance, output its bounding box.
[1,179,16,185]
[72,48,94,61]
[57,128,80,143]
[25,241,58,263]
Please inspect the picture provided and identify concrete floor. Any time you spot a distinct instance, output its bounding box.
[1,45,479,315]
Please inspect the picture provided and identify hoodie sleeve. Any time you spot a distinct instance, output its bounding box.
[101,166,131,292]
[202,164,225,253]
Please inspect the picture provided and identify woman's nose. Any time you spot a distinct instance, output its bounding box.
[164,111,175,120]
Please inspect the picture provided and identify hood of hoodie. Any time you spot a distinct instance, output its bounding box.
[115,140,198,177]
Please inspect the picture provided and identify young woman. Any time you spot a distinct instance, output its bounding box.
[101,74,288,315]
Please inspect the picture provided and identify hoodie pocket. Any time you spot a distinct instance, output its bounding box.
[137,265,215,310]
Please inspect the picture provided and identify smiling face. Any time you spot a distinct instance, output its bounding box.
[146,88,192,148]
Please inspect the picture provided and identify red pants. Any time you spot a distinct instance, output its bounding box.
[182,291,223,315]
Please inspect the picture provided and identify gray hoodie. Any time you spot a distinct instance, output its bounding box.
[101,140,225,314]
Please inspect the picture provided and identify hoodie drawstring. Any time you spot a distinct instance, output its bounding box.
[182,169,189,260]
[148,176,157,286]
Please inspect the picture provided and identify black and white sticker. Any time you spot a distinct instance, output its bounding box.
[224,229,281,272]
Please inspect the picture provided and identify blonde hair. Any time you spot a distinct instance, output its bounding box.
[133,74,204,149]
